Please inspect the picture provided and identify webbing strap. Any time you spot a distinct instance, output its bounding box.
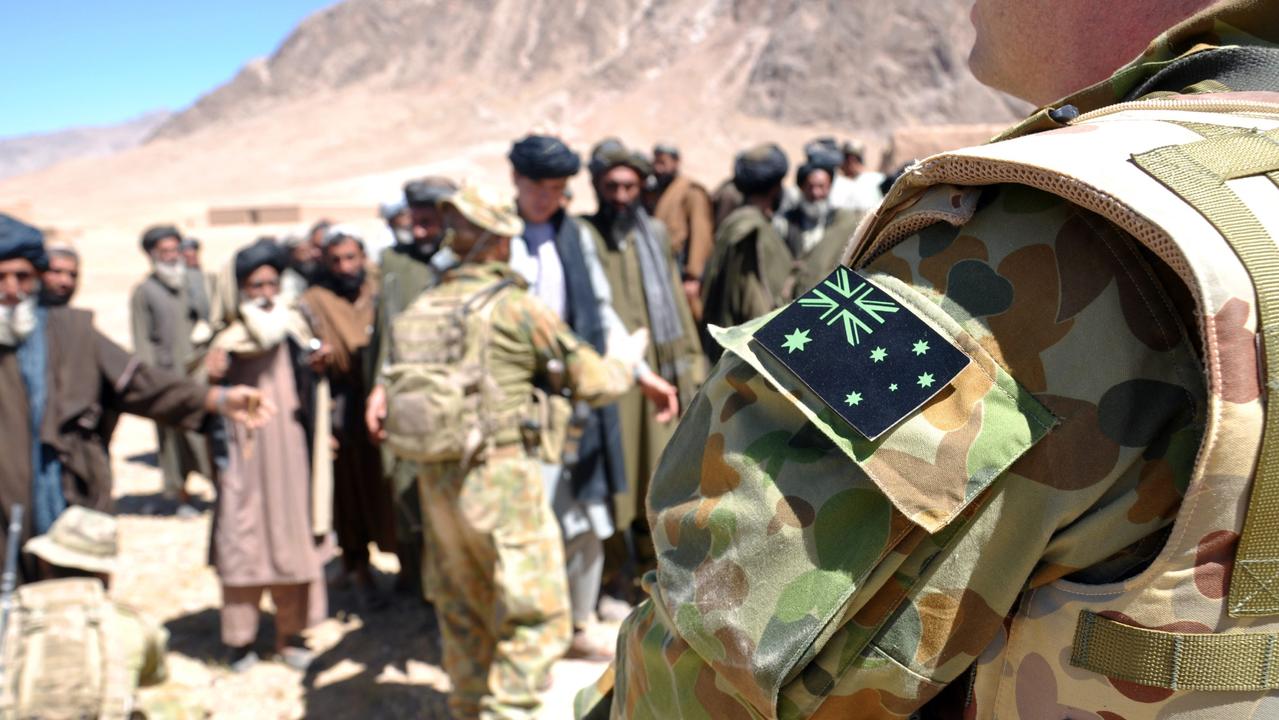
[1133,127,1279,617]
[1071,611,1279,691]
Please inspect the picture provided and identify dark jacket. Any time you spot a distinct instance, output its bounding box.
[0,307,208,579]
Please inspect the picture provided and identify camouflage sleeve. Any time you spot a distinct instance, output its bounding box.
[585,184,1205,718]
[512,293,634,406]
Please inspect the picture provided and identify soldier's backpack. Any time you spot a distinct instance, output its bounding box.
[0,578,132,720]
[381,279,518,463]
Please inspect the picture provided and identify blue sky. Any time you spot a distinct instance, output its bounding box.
[1,0,335,138]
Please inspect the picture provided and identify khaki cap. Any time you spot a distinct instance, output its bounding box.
[443,185,525,238]
[24,506,118,574]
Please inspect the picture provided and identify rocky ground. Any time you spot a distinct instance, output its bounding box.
[108,413,614,719]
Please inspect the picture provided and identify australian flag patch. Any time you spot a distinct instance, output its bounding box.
[754,267,970,440]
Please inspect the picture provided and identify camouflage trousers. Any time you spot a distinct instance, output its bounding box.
[418,446,572,720]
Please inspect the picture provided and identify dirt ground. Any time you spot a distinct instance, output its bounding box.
[107,413,615,719]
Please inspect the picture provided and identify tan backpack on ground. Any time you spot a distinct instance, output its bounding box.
[382,279,518,464]
[0,578,132,720]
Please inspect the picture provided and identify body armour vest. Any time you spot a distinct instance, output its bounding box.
[846,94,1279,718]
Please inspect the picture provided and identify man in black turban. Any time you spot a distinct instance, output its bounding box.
[508,134,583,180]
[205,236,326,672]
[0,213,268,583]
[506,134,640,658]
[698,143,794,358]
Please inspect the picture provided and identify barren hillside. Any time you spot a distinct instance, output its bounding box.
[0,111,170,181]
[0,0,1025,232]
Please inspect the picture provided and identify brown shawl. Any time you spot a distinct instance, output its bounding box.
[300,280,377,377]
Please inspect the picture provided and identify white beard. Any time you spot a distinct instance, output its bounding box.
[0,295,39,348]
[154,260,186,291]
[239,298,291,349]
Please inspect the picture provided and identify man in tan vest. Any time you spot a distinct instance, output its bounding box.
[579,1,1279,718]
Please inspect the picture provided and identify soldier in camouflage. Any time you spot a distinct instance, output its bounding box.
[382,185,649,720]
[579,1,1279,718]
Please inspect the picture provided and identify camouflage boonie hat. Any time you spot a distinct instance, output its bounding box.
[24,506,118,574]
[442,185,525,238]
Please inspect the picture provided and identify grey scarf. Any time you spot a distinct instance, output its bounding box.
[629,209,684,379]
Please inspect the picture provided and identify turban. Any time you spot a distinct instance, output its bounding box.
[403,176,458,208]
[796,162,833,188]
[322,225,364,250]
[180,236,201,251]
[380,200,407,219]
[509,135,581,179]
[234,238,286,285]
[0,214,48,270]
[733,143,789,196]
[588,138,625,177]
[140,224,181,253]
[591,142,653,178]
[652,142,680,159]
[804,146,843,173]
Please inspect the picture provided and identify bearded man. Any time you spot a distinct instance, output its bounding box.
[301,228,396,601]
[775,162,865,297]
[130,224,214,514]
[367,176,459,599]
[39,245,79,307]
[206,239,327,671]
[0,214,268,583]
[583,143,703,604]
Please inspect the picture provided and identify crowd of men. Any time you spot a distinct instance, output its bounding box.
[0,134,883,718]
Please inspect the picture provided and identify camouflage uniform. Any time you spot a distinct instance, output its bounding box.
[413,262,634,720]
[579,4,1279,718]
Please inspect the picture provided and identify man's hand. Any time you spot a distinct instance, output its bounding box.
[208,386,277,429]
[637,368,680,423]
[366,384,388,444]
[205,348,229,382]
[309,343,333,373]
[682,278,703,321]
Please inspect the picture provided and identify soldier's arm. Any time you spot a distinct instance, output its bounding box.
[513,294,635,406]
[583,185,1205,718]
